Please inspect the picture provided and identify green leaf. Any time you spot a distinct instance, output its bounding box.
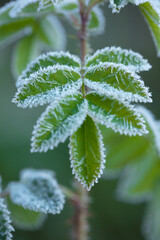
[0,2,15,25]
[39,0,56,11]
[140,6,160,57]
[8,169,65,215]
[16,51,81,87]
[101,127,150,171]
[69,115,106,190]
[116,150,160,203]
[13,65,82,108]
[9,0,54,18]
[0,17,34,47]
[86,92,148,136]
[31,93,88,152]
[37,15,66,51]
[7,198,46,231]
[88,7,105,35]
[12,34,39,77]
[0,178,14,240]
[58,1,78,11]
[130,0,160,26]
[84,63,152,103]
[143,184,160,240]
[85,47,151,72]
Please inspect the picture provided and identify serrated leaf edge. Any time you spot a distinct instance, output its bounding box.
[69,121,106,191]
[31,97,88,152]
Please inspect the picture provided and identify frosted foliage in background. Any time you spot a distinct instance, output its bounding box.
[8,169,65,215]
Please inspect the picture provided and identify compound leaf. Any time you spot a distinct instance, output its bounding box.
[85,47,151,72]
[84,63,152,103]
[8,169,65,215]
[31,93,88,152]
[140,6,160,57]
[87,92,148,136]
[12,34,39,77]
[69,115,106,190]
[7,198,46,231]
[13,65,82,108]
[16,51,80,87]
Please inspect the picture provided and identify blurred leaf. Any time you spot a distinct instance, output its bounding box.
[116,150,160,203]
[8,169,65,215]
[88,7,105,35]
[12,34,39,77]
[38,15,66,50]
[7,198,46,231]
[69,115,106,190]
[142,183,160,240]
[0,178,14,240]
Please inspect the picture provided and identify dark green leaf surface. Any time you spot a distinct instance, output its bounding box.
[69,115,105,190]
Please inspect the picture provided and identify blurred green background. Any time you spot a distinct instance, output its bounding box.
[0,0,160,239]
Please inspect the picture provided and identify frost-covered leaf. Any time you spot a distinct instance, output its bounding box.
[0,18,34,47]
[39,0,59,10]
[8,169,65,215]
[140,6,160,57]
[130,0,160,26]
[88,6,105,35]
[38,15,66,51]
[31,93,88,152]
[16,51,80,87]
[7,198,46,231]
[137,106,160,155]
[142,185,160,240]
[69,115,106,190]
[12,34,39,77]
[0,178,14,240]
[9,0,54,18]
[0,2,15,25]
[13,65,82,108]
[87,92,148,136]
[85,47,151,72]
[84,63,152,103]
[109,0,128,13]
[57,0,77,11]
[116,150,160,203]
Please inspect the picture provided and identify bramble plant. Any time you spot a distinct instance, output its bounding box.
[1,0,160,239]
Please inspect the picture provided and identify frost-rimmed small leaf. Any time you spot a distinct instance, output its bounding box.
[13,65,82,108]
[84,63,152,103]
[31,93,88,152]
[8,169,65,215]
[85,46,151,72]
[0,178,14,240]
[69,115,106,191]
[16,51,81,87]
[86,92,148,136]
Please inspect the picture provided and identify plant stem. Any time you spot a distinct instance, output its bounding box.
[70,1,93,240]
[71,182,89,240]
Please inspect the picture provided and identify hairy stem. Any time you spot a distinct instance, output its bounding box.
[71,182,89,240]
